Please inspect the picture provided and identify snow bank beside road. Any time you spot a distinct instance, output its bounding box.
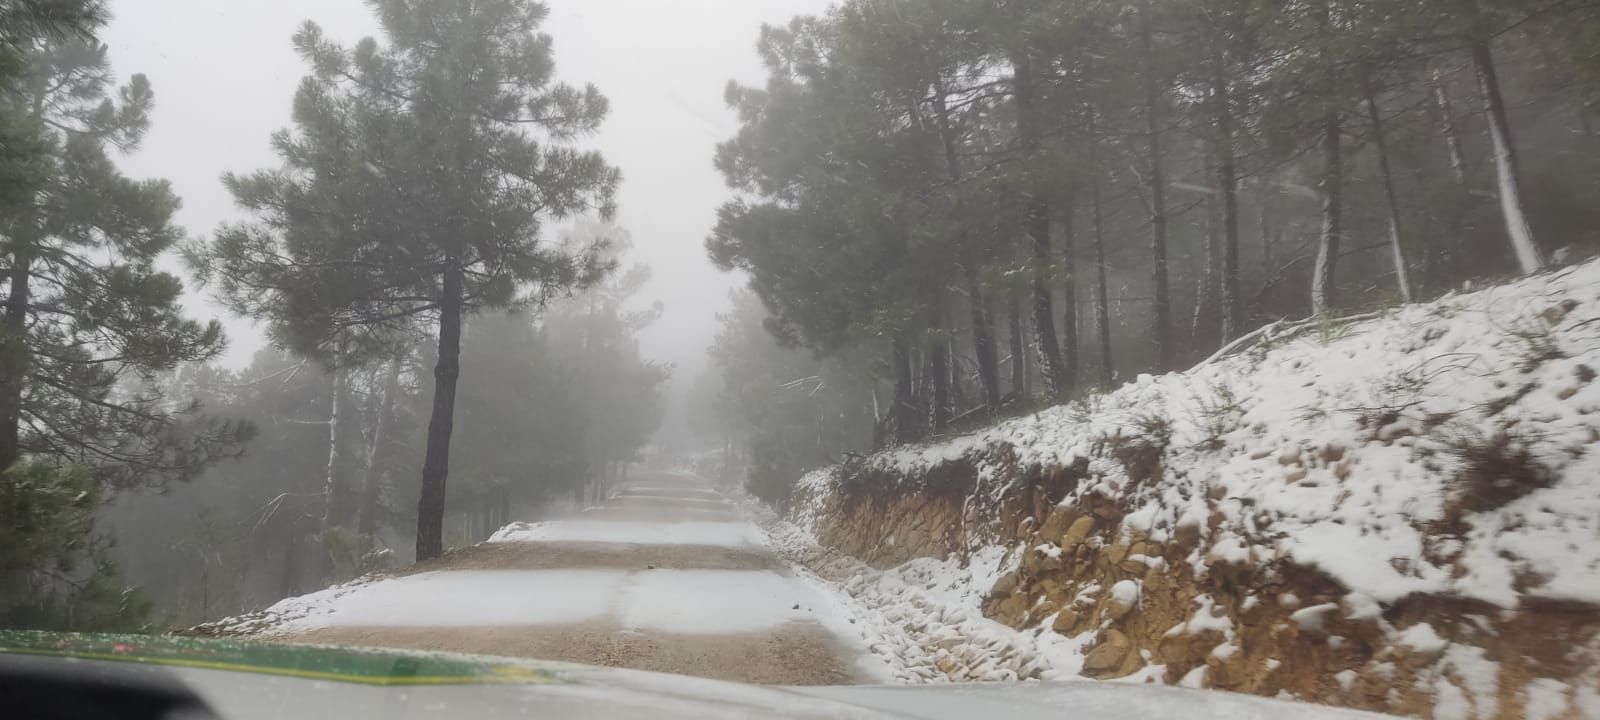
[784,260,1600,716]
[807,260,1600,610]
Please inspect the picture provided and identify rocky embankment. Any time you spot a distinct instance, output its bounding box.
[790,261,1600,718]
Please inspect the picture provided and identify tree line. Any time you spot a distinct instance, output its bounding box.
[706,0,1600,459]
[0,0,659,630]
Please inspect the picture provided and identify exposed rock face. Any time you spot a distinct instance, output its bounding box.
[793,438,1600,719]
[796,450,1090,568]
[789,271,1600,717]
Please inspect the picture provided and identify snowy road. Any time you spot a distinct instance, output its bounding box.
[276,470,888,685]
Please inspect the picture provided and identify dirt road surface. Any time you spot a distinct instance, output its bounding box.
[279,470,874,686]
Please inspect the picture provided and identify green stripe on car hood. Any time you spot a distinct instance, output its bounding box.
[0,631,561,686]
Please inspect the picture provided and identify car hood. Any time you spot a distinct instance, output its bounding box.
[0,631,1392,719]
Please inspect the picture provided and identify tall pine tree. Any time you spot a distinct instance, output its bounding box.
[0,36,246,486]
[192,0,617,562]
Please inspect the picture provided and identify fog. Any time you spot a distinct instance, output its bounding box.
[103,0,829,375]
[9,0,1600,710]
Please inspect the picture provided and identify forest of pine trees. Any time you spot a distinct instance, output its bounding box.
[704,0,1600,480]
[6,0,1600,636]
[0,0,664,630]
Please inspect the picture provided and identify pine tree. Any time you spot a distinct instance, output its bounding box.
[0,37,247,486]
[0,0,103,87]
[0,22,247,630]
[193,0,617,562]
[712,11,939,444]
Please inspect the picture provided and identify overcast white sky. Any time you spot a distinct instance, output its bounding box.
[102,0,829,374]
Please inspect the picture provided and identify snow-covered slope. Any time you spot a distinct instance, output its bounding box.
[785,260,1600,718]
[813,260,1600,608]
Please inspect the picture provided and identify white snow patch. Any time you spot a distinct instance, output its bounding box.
[262,570,622,631]
[618,569,854,635]
[1524,678,1572,720]
[489,520,764,547]
[622,486,722,497]
[1428,645,1501,720]
[1165,595,1234,639]
[1577,686,1600,719]
[1394,623,1448,654]
[1289,603,1340,632]
[1110,580,1141,609]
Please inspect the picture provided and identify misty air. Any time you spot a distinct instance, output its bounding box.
[3,1,1600,719]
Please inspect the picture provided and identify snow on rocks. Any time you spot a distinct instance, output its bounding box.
[784,260,1600,716]
[801,260,1600,609]
[751,501,1057,684]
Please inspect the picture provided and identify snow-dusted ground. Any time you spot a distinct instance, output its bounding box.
[248,567,864,639]
[775,260,1600,714]
[489,519,766,547]
[258,570,622,630]
[201,478,897,684]
[751,500,1087,684]
[801,259,1600,610]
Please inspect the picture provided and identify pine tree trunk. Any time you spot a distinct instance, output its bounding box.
[357,358,402,537]
[929,302,950,433]
[1008,298,1026,401]
[311,364,349,584]
[1088,140,1115,388]
[416,262,464,562]
[965,266,1002,408]
[1013,49,1066,400]
[1312,111,1344,315]
[932,80,1001,411]
[1260,194,1274,273]
[1365,81,1415,302]
[1138,0,1173,371]
[892,337,919,443]
[947,337,965,416]
[279,513,301,597]
[1431,69,1472,284]
[1193,141,1220,354]
[1432,69,1470,185]
[322,366,349,531]
[1214,64,1242,341]
[1059,198,1079,394]
[1470,38,1543,273]
[0,251,30,473]
[1028,214,1064,399]
[279,461,308,597]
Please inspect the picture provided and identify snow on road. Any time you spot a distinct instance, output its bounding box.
[620,569,854,635]
[266,570,622,630]
[489,519,765,547]
[213,474,892,685]
[259,567,860,639]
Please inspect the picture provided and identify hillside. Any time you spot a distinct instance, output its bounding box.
[777,260,1600,719]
